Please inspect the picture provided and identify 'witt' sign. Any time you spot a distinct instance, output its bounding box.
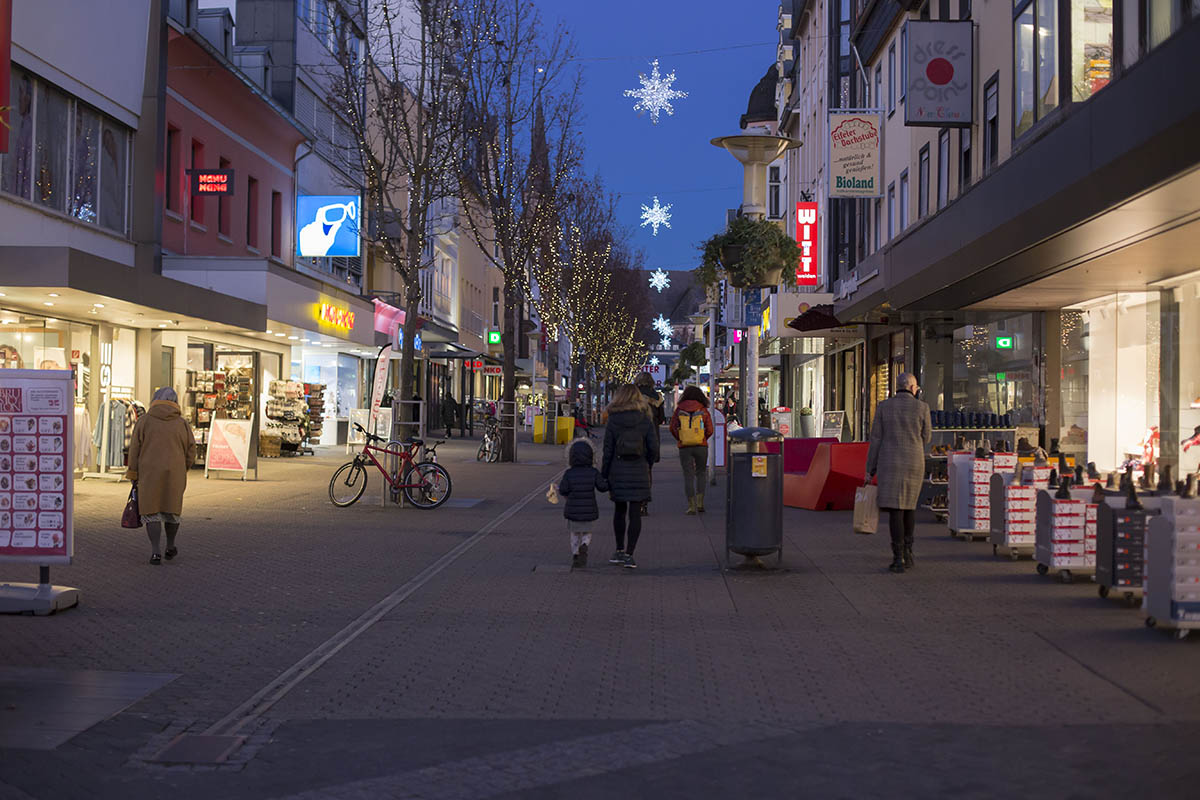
[795,202,819,287]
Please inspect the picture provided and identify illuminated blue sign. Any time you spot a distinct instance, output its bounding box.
[397,329,422,352]
[296,195,361,257]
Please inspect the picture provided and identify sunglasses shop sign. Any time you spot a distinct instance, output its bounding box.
[296,196,361,258]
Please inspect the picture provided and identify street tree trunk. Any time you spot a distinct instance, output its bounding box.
[500,281,519,461]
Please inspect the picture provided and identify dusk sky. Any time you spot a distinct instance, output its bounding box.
[541,1,780,274]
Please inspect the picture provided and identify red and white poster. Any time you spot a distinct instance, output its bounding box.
[0,370,73,564]
[205,417,254,479]
[795,201,819,287]
[368,344,392,434]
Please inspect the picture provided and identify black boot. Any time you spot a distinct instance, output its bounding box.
[903,538,915,569]
[889,544,905,574]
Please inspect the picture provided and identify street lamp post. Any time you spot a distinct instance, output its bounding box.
[710,133,800,428]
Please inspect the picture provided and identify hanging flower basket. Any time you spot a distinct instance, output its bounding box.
[697,217,799,291]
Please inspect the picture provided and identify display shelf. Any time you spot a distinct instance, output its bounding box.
[1144,498,1200,639]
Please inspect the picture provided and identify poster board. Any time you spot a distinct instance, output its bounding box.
[822,410,845,440]
[205,416,255,480]
[828,110,884,198]
[0,369,73,564]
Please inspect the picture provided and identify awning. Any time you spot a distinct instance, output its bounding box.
[786,304,842,332]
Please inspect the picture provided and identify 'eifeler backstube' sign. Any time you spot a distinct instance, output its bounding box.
[828,110,883,199]
[906,20,973,127]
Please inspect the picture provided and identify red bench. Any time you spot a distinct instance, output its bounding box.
[782,440,870,511]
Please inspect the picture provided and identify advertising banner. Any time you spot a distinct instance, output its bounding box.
[296,195,361,257]
[905,21,973,127]
[795,201,820,286]
[368,344,392,434]
[828,110,883,198]
[0,370,73,564]
[205,417,254,479]
[821,410,845,440]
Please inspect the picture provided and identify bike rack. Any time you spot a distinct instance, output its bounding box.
[498,400,519,462]
[385,400,427,507]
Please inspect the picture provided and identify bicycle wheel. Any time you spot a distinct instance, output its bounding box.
[487,438,501,463]
[405,462,452,509]
[329,461,368,507]
[476,441,487,461]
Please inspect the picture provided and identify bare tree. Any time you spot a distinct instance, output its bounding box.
[456,0,582,459]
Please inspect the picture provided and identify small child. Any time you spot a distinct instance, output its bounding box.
[557,438,609,568]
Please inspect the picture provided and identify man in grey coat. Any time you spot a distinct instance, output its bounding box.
[866,372,932,574]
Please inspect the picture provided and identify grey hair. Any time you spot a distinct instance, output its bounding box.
[896,372,917,393]
[152,386,178,403]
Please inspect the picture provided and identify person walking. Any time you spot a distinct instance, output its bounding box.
[557,438,608,568]
[441,393,458,438]
[633,372,664,515]
[669,386,714,515]
[125,387,196,565]
[865,372,932,574]
[601,384,658,569]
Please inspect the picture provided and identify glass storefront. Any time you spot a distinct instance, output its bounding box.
[293,346,365,445]
[951,314,1040,426]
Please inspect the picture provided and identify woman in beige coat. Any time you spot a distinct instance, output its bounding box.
[125,387,196,564]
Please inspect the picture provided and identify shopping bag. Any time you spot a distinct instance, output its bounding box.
[852,484,878,535]
[121,483,142,529]
[545,483,560,505]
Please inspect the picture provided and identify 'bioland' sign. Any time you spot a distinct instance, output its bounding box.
[828,110,883,199]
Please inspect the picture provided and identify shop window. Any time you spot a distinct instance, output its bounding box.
[34,82,69,212]
[190,139,205,225]
[99,122,129,234]
[937,129,950,209]
[888,42,896,112]
[959,127,973,192]
[960,0,972,19]
[887,182,895,240]
[69,104,100,223]
[899,170,909,230]
[952,315,1039,426]
[984,75,999,173]
[918,145,930,219]
[246,176,259,249]
[1146,0,1183,49]
[1014,0,1058,137]
[873,197,882,250]
[271,191,282,257]
[166,126,181,214]
[217,157,231,237]
[1072,0,1112,101]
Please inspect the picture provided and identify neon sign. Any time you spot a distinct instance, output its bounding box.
[795,202,819,287]
[318,303,355,331]
[189,169,234,195]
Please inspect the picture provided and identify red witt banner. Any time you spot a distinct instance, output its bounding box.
[795,202,819,287]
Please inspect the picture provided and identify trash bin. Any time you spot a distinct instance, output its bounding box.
[532,415,546,444]
[555,416,575,444]
[726,427,784,565]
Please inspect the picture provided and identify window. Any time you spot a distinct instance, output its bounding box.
[899,170,909,230]
[840,0,851,58]
[920,1,931,20]
[217,157,231,237]
[492,286,500,327]
[1147,0,1183,49]
[246,176,259,249]
[873,198,882,250]
[887,182,895,240]
[900,25,907,101]
[1071,0,1112,101]
[1,71,34,200]
[874,66,882,109]
[984,75,999,172]
[1014,0,1058,137]
[768,165,782,219]
[189,139,205,224]
[960,0,972,19]
[959,128,973,191]
[939,0,950,19]
[918,145,930,219]
[937,130,950,209]
[35,82,69,212]
[99,122,129,234]
[70,104,100,223]
[270,191,282,258]
[888,43,896,112]
[166,126,181,213]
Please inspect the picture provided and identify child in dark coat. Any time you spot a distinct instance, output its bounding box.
[557,438,609,568]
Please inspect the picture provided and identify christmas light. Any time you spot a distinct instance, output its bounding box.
[623,59,688,124]
[652,314,672,338]
[659,336,671,350]
[648,268,671,293]
[639,196,672,236]
[649,356,660,366]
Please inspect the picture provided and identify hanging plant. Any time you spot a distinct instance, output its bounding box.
[695,216,800,290]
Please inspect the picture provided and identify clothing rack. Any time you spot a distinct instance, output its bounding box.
[83,386,136,481]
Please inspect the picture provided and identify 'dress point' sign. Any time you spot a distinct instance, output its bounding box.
[905,20,974,127]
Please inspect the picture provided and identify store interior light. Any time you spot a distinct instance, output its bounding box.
[266,330,273,335]
[275,332,286,337]
[288,336,299,340]
[0,293,7,297]
[158,323,167,328]
[47,293,59,297]
[92,303,104,308]
[43,302,53,307]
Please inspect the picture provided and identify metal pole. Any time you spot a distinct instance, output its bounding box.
[708,301,718,486]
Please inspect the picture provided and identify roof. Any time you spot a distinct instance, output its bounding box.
[740,64,779,129]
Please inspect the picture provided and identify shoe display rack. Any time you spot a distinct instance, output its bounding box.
[1144,497,1200,639]
[988,464,1035,560]
[306,383,327,445]
[922,425,1017,526]
[947,453,993,540]
[1034,490,1098,583]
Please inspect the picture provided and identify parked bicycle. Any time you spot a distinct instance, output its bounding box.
[477,417,501,463]
[330,424,452,509]
[416,439,445,464]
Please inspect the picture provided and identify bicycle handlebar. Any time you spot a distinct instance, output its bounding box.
[353,422,386,444]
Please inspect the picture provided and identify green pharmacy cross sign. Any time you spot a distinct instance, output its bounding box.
[487,331,502,345]
[995,336,1014,350]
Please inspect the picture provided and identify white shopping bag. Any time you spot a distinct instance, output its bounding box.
[546,483,560,504]
[853,484,878,535]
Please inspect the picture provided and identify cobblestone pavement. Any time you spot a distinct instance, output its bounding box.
[1,436,1198,798]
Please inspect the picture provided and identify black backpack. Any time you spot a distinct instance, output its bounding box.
[615,423,645,460]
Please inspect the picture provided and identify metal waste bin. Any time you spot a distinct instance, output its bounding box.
[726,427,784,566]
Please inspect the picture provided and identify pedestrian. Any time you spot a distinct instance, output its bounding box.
[669,385,714,515]
[601,384,658,569]
[557,437,609,568]
[441,393,458,438]
[865,372,932,574]
[124,387,196,565]
[633,372,664,515]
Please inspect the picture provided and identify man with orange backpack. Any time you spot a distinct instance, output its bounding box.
[669,385,715,515]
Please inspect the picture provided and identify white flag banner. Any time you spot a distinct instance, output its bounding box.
[905,20,973,127]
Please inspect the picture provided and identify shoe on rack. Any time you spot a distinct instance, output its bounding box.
[622,555,638,569]
[578,542,588,567]
[149,554,162,565]
[609,550,627,564]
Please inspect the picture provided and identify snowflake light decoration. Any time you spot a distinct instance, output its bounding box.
[659,337,672,350]
[623,59,688,124]
[648,268,671,293]
[640,196,672,237]
[648,356,660,366]
[652,314,673,338]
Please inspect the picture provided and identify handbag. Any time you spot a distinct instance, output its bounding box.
[121,483,142,529]
[852,483,878,535]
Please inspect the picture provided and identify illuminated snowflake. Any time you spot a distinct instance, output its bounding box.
[659,337,672,350]
[652,314,673,338]
[623,59,688,124]
[640,196,672,236]
[648,268,671,293]
[648,356,660,366]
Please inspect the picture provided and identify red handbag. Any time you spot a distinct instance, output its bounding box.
[121,483,141,529]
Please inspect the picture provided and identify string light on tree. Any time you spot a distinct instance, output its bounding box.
[623,59,688,124]
[639,196,672,236]
[652,314,673,338]
[648,268,671,293]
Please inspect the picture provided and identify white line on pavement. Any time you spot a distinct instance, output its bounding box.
[204,470,563,738]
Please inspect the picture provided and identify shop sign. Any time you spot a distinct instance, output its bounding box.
[482,365,502,376]
[0,369,73,564]
[995,336,1013,350]
[828,111,883,199]
[205,417,254,479]
[296,195,361,257]
[487,330,502,345]
[639,364,665,386]
[795,201,820,285]
[188,169,234,195]
[317,303,356,331]
[395,328,422,351]
[905,21,973,127]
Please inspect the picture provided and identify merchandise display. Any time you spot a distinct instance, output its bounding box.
[946,453,993,539]
[989,467,1036,559]
[263,380,311,456]
[922,425,1017,527]
[1034,489,1098,583]
[1144,497,1200,638]
[1096,493,1160,604]
[306,383,327,444]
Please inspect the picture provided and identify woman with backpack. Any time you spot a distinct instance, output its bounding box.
[669,385,715,515]
[601,384,659,569]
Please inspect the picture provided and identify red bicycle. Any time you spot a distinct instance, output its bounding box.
[329,424,452,509]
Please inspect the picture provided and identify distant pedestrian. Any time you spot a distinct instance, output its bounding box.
[125,387,196,565]
[441,393,458,438]
[633,372,664,515]
[601,384,658,570]
[669,386,714,515]
[557,438,609,568]
[865,372,932,574]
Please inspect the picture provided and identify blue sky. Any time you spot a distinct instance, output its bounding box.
[541,1,779,273]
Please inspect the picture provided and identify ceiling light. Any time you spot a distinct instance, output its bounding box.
[43,302,53,306]
[275,333,286,337]
[47,293,59,297]
[287,336,299,340]
[266,330,273,335]
[0,293,7,297]
[92,303,104,308]
[45,318,57,323]
[158,323,167,328]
